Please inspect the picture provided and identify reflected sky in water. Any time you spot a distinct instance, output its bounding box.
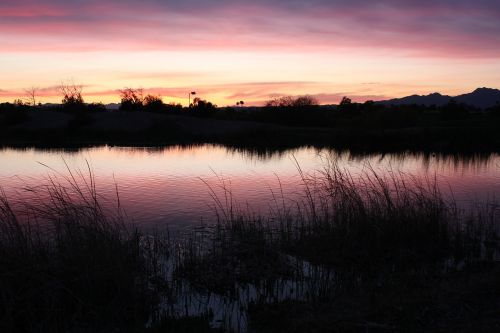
[0,145,499,231]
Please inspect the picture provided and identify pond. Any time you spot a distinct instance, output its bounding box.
[0,144,499,231]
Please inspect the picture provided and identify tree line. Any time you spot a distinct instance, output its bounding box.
[1,83,499,128]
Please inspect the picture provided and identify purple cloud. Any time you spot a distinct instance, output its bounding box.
[1,1,499,57]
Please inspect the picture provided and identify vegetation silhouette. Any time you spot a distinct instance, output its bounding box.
[1,89,500,152]
[24,86,38,107]
[119,88,182,113]
[0,162,498,332]
[1,83,500,331]
[59,81,85,112]
[189,97,217,117]
[119,87,145,111]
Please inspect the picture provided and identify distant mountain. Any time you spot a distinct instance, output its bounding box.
[105,103,120,110]
[454,88,500,109]
[380,87,500,109]
[381,93,452,107]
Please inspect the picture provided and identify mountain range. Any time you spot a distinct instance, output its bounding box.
[379,88,500,109]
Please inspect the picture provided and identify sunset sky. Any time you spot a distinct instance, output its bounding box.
[1,0,500,106]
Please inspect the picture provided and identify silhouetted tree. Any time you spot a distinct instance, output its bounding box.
[261,95,321,125]
[265,96,318,108]
[59,82,84,111]
[265,96,295,107]
[340,96,352,106]
[190,97,217,117]
[24,87,38,107]
[13,99,25,106]
[338,96,358,114]
[119,88,144,111]
[292,95,318,107]
[143,95,164,112]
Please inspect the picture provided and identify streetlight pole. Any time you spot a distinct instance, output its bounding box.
[189,91,196,108]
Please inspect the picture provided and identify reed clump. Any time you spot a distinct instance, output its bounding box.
[0,167,170,332]
[0,160,498,332]
[173,159,499,331]
[180,160,499,292]
[277,160,497,279]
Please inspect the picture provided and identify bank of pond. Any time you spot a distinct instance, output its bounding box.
[1,104,500,153]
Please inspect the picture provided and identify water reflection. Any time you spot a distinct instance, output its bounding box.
[0,145,499,230]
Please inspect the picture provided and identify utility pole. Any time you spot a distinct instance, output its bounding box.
[189,91,196,108]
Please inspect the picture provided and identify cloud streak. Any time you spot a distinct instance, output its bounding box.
[1,1,500,57]
[1,1,499,103]
[0,81,389,105]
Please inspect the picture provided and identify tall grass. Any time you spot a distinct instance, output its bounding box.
[173,159,499,330]
[0,164,170,332]
[179,159,498,282]
[0,159,498,332]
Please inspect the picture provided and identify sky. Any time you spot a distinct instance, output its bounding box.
[1,0,500,106]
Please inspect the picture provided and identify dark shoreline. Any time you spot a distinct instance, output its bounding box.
[1,110,500,155]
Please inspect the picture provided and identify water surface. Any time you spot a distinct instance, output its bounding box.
[1,145,499,230]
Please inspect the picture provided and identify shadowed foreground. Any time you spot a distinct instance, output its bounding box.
[0,162,499,332]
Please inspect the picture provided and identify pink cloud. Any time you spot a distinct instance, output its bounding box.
[1,1,499,57]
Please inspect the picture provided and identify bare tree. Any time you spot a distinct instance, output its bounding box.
[59,81,84,106]
[24,86,38,106]
[119,87,144,111]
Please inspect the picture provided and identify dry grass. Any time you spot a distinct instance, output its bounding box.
[0,159,498,332]
[0,163,171,332]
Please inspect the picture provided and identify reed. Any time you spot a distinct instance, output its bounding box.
[0,164,171,332]
[0,159,498,332]
[174,159,499,331]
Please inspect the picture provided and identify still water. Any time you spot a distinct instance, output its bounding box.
[0,145,499,230]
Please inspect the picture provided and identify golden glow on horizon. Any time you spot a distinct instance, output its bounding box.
[2,0,500,106]
[1,50,500,106]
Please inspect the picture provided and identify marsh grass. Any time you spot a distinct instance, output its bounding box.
[0,163,172,332]
[0,159,498,332]
[173,158,499,330]
[179,159,498,286]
